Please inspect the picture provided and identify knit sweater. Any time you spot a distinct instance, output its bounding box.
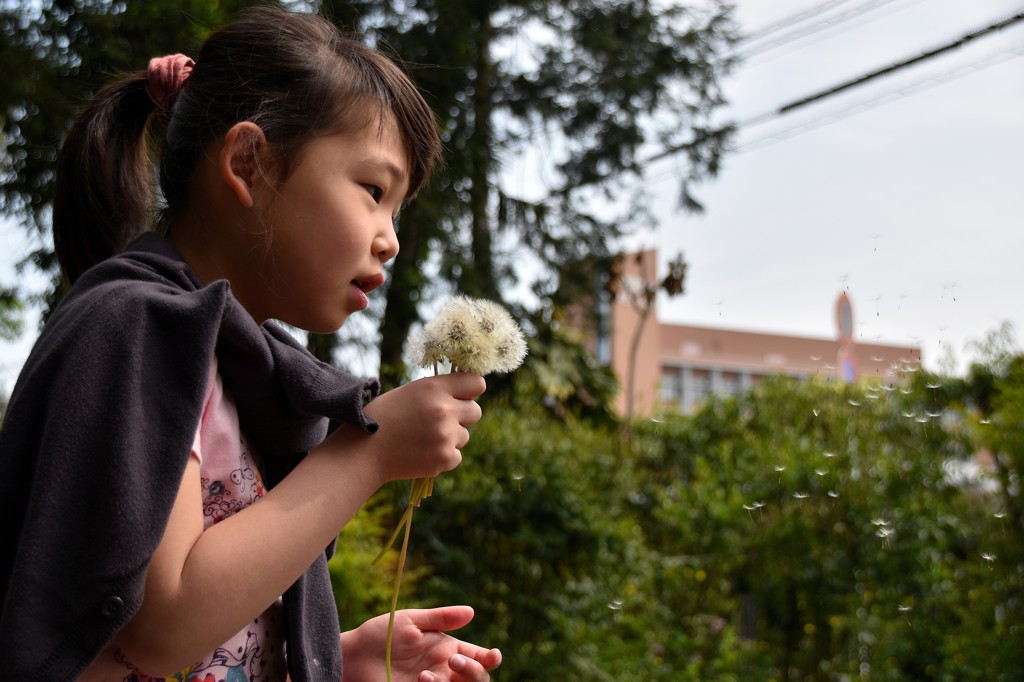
[0,233,379,680]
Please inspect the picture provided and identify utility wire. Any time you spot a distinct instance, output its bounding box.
[638,40,1022,187]
[737,9,1024,128]
[732,44,1023,153]
[737,0,931,66]
[514,9,1023,205]
[740,0,860,44]
[733,0,912,60]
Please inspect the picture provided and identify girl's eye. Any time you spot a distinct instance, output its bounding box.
[364,184,384,202]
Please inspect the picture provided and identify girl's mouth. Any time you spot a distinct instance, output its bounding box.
[351,274,385,310]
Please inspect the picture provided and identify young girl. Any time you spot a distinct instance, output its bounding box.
[0,7,502,682]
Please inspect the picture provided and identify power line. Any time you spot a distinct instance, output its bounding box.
[770,10,1024,117]
[732,8,1024,132]
[740,0,860,44]
[641,39,1022,185]
[515,9,1024,205]
[733,0,901,58]
[732,0,916,61]
[733,43,1023,153]
[737,0,931,66]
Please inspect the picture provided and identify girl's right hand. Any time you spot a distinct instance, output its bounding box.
[357,373,486,484]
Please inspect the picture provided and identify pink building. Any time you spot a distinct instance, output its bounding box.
[602,251,922,416]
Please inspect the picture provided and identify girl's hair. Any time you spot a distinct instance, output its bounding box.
[52,7,442,285]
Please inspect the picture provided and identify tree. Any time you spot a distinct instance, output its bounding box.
[350,359,1023,679]
[297,0,737,384]
[2,1,737,381]
[0,1,277,318]
[629,370,1022,680]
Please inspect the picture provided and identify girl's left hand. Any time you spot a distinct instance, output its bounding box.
[341,606,502,682]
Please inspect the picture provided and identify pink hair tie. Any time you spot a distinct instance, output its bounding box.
[146,53,195,122]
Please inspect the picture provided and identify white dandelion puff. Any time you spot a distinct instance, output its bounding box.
[409,296,527,375]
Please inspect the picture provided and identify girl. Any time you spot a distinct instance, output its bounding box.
[0,7,501,682]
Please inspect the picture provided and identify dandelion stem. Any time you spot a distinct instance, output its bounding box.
[385,493,415,682]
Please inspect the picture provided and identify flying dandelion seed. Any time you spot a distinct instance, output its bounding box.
[792,492,809,500]
[876,526,895,548]
[898,604,912,625]
[743,501,766,521]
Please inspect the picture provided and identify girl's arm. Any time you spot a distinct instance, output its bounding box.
[113,372,485,675]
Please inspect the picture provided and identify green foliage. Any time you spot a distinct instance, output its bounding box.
[330,356,1024,680]
[0,0,271,233]
[328,488,433,632]
[0,286,21,340]
[323,0,738,381]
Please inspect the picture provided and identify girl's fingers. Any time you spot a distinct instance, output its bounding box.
[456,645,502,670]
[405,605,475,632]
[448,649,501,681]
[441,372,487,400]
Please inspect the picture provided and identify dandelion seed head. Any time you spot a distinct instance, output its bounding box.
[410,296,527,375]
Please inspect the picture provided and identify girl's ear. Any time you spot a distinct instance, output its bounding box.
[219,122,269,209]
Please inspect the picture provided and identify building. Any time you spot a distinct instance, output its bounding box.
[601,251,922,416]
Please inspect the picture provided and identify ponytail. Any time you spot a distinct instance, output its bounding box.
[52,73,156,285]
[52,9,444,286]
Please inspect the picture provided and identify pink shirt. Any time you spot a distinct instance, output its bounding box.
[82,359,288,681]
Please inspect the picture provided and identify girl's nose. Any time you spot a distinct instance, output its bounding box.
[375,219,400,263]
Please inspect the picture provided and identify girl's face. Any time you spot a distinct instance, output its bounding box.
[247,116,408,333]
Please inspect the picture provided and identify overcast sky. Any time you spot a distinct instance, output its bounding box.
[633,0,1024,374]
[2,0,1022,393]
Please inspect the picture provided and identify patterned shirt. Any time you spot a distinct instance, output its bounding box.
[81,359,288,682]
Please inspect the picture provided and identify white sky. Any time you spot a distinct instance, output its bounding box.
[633,0,1024,374]
[3,0,1023,394]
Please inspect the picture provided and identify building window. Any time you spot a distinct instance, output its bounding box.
[689,368,711,403]
[660,368,682,405]
[719,371,742,396]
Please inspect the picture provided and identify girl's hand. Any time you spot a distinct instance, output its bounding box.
[341,606,502,682]
[358,373,486,484]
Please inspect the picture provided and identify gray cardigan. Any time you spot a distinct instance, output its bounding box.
[0,233,379,680]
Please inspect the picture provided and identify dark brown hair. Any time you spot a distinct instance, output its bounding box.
[52,7,442,284]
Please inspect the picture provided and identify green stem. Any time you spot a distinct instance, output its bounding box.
[380,364,443,679]
[386,493,415,682]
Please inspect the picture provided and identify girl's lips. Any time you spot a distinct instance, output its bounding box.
[354,273,386,293]
[350,273,385,311]
[352,283,369,310]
